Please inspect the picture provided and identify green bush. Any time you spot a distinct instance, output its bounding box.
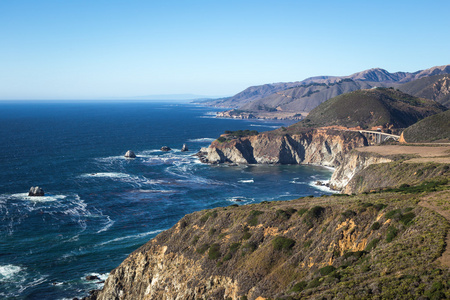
[297,208,308,216]
[307,277,322,289]
[208,243,221,260]
[196,244,209,254]
[371,222,381,230]
[276,208,297,220]
[386,226,398,242]
[308,206,325,219]
[290,281,307,292]
[248,210,264,226]
[400,212,415,226]
[272,236,296,251]
[365,238,380,252]
[319,265,336,276]
[341,210,357,220]
[223,252,232,261]
[242,242,257,254]
[229,242,241,253]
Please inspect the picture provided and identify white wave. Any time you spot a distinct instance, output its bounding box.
[187,137,216,143]
[309,180,338,193]
[98,229,165,246]
[83,272,109,282]
[136,189,178,194]
[290,180,306,184]
[0,265,22,281]
[9,193,66,202]
[250,124,280,129]
[227,196,255,205]
[81,172,130,179]
[238,179,254,183]
[96,215,115,233]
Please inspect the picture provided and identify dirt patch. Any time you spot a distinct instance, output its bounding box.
[355,145,450,163]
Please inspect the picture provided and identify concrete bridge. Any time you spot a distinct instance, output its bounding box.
[354,130,400,144]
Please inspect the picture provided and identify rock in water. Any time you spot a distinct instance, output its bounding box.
[160,146,171,151]
[124,150,136,158]
[181,144,188,152]
[28,186,44,196]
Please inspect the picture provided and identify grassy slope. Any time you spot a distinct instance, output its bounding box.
[402,110,450,143]
[293,88,445,130]
[143,178,450,299]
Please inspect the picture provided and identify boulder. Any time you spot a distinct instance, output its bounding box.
[181,144,188,152]
[86,275,101,281]
[160,146,171,152]
[28,186,44,196]
[124,150,136,158]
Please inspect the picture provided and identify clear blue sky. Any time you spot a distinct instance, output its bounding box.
[1,0,449,100]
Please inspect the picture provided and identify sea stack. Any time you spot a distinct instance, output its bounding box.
[181,144,188,152]
[160,146,171,151]
[28,186,44,196]
[124,150,136,158]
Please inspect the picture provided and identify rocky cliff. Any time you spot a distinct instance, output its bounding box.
[90,185,450,299]
[200,129,367,168]
[329,151,393,191]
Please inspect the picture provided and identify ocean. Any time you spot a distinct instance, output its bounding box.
[0,101,334,299]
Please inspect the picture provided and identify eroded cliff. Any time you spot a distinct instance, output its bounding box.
[201,129,367,167]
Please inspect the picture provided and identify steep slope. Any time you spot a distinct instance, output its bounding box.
[398,74,450,107]
[295,88,446,130]
[90,182,450,300]
[401,110,450,143]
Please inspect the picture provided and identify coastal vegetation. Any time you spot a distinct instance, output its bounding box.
[93,177,450,299]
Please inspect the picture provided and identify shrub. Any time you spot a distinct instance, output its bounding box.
[242,242,257,254]
[192,235,200,245]
[365,238,380,252]
[200,210,218,223]
[297,208,308,216]
[217,136,226,143]
[319,265,336,276]
[341,210,357,220]
[290,281,307,292]
[272,236,296,251]
[307,277,321,289]
[386,226,398,242]
[400,212,415,226]
[248,210,264,226]
[208,228,216,236]
[229,242,241,253]
[276,208,297,220]
[208,243,221,260]
[308,206,325,219]
[196,244,209,254]
[223,252,232,261]
[371,222,381,230]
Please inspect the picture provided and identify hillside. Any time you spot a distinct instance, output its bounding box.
[289,88,446,130]
[401,110,450,143]
[199,65,450,119]
[398,74,450,107]
[90,179,450,300]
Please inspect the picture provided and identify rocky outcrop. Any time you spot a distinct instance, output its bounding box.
[124,150,136,158]
[201,129,367,168]
[329,151,393,192]
[181,144,188,152]
[28,186,44,196]
[161,146,171,152]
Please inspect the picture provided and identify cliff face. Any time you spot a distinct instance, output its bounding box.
[91,188,450,300]
[202,129,368,168]
[329,151,393,192]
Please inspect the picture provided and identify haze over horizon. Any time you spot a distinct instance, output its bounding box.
[1,0,449,100]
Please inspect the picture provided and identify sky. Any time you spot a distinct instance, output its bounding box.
[1,0,449,100]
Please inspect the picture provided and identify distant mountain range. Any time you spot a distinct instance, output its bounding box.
[195,65,450,119]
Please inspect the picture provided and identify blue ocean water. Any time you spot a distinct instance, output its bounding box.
[0,102,334,299]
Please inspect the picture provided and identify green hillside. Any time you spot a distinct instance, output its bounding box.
[292,88,445,130]
[402,110,450,143]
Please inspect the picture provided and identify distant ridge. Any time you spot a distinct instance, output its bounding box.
[398,74,450,107]
[197,65,450,119]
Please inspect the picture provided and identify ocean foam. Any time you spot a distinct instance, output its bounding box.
[0,265,22,281]
[238,179,254,183]
[188,137,216,143]
[9,193,66,202]
[96,215,115,233]
[227,196,255,205]
[250,124,280,129]
[309,180,338,193]
[98,229,164,246]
